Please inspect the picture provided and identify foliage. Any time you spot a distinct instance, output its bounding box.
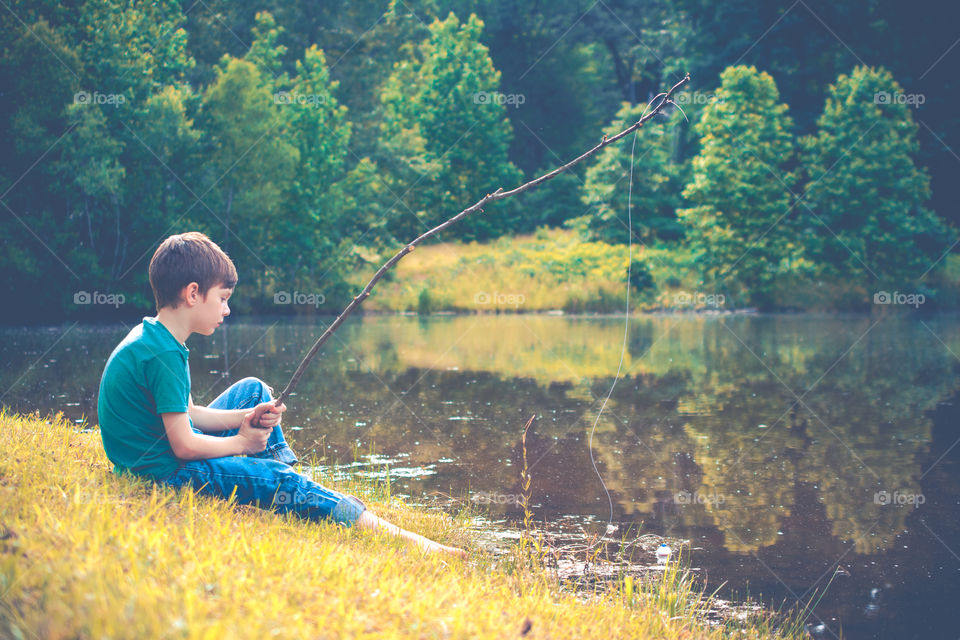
[1,0,200,317]
[677,66,807,309]
[799,65,951,304]
[355,227,659,313]
[196,31,298,309]
[378,12,522,242]
[579,101,686,244]
[1,0,958,320]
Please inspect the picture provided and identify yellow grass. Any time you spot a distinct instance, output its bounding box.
[356,228,641,313]
[0,409,806,639]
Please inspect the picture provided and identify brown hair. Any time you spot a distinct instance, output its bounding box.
[148,232,238,310]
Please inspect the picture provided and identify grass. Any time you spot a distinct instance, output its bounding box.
[0,408,809,639]
[355,228,701,314]
[352,227,960,314]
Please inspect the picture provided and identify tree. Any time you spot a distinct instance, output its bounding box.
[579,101,685,245]
[800,65,950,298]
[195,13,298,309]
[379,12,522,242]
[269,43,356,309]
[0,15,82,320]
[677,65,803,308]
[1,0,199,319]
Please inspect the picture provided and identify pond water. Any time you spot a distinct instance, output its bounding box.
[2,313,959,639]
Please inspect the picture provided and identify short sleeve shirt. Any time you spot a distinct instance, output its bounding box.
[97,317,191,481]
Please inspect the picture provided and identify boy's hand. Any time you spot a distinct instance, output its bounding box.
[236,402,283,453]
[237,412,270,454]
[251,401,285,429]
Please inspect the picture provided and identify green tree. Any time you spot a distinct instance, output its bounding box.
[269,42,356,309]
[379,12,522,242]
[0,16,83,319]
[195,13,298,309]
[67,0,198,306]
[677,65,803,309]
[800,65,950,299]
[578,102,685,245]
[1,1,199,318]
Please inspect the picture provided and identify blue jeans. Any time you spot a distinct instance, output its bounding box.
[158,377,366,527]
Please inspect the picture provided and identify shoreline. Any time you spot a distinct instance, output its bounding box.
[0,409,809,639]
[3,306,952,330]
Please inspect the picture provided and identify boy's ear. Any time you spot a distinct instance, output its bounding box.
[181,282,201,307]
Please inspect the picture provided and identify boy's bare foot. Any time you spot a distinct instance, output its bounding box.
[354,508,468,558]
[414,536,468,558]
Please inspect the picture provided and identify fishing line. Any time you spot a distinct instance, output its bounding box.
[584,93,674,550]
[585,119,640,549]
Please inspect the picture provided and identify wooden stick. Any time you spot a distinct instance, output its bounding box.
[272,74,690,407]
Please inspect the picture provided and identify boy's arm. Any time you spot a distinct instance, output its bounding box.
[163,410,270,460]
[188,399,248,433]
[186,394,285,433]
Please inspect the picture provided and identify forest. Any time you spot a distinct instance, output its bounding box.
[2,0,957,319]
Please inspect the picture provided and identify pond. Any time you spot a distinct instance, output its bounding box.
[2,313,958,640]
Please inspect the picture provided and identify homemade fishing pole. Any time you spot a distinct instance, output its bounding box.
[268,73,690,414]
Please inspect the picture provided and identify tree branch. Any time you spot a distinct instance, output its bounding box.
[272,73,690,408]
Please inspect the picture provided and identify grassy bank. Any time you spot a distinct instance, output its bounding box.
[355,228,700,314]
[353,227,960,313]
[0,409,807,639]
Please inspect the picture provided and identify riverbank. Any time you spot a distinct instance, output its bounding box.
[352,228,960,314]
[355,228,700,314]
[0,409,809,639]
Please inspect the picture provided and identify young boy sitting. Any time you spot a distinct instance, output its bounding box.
[97,231,465,557]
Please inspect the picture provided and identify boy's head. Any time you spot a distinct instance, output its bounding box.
[148,232,238,312]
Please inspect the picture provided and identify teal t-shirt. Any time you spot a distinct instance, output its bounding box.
[97,317,191,481]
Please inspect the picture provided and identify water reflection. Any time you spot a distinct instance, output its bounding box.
[2,314,958,638]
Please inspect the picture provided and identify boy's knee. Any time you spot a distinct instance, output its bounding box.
[239,376,273,398]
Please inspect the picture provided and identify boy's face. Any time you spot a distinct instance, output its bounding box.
[194,284,233,335]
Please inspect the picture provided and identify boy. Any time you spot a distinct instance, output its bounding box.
[97,231,465,557]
